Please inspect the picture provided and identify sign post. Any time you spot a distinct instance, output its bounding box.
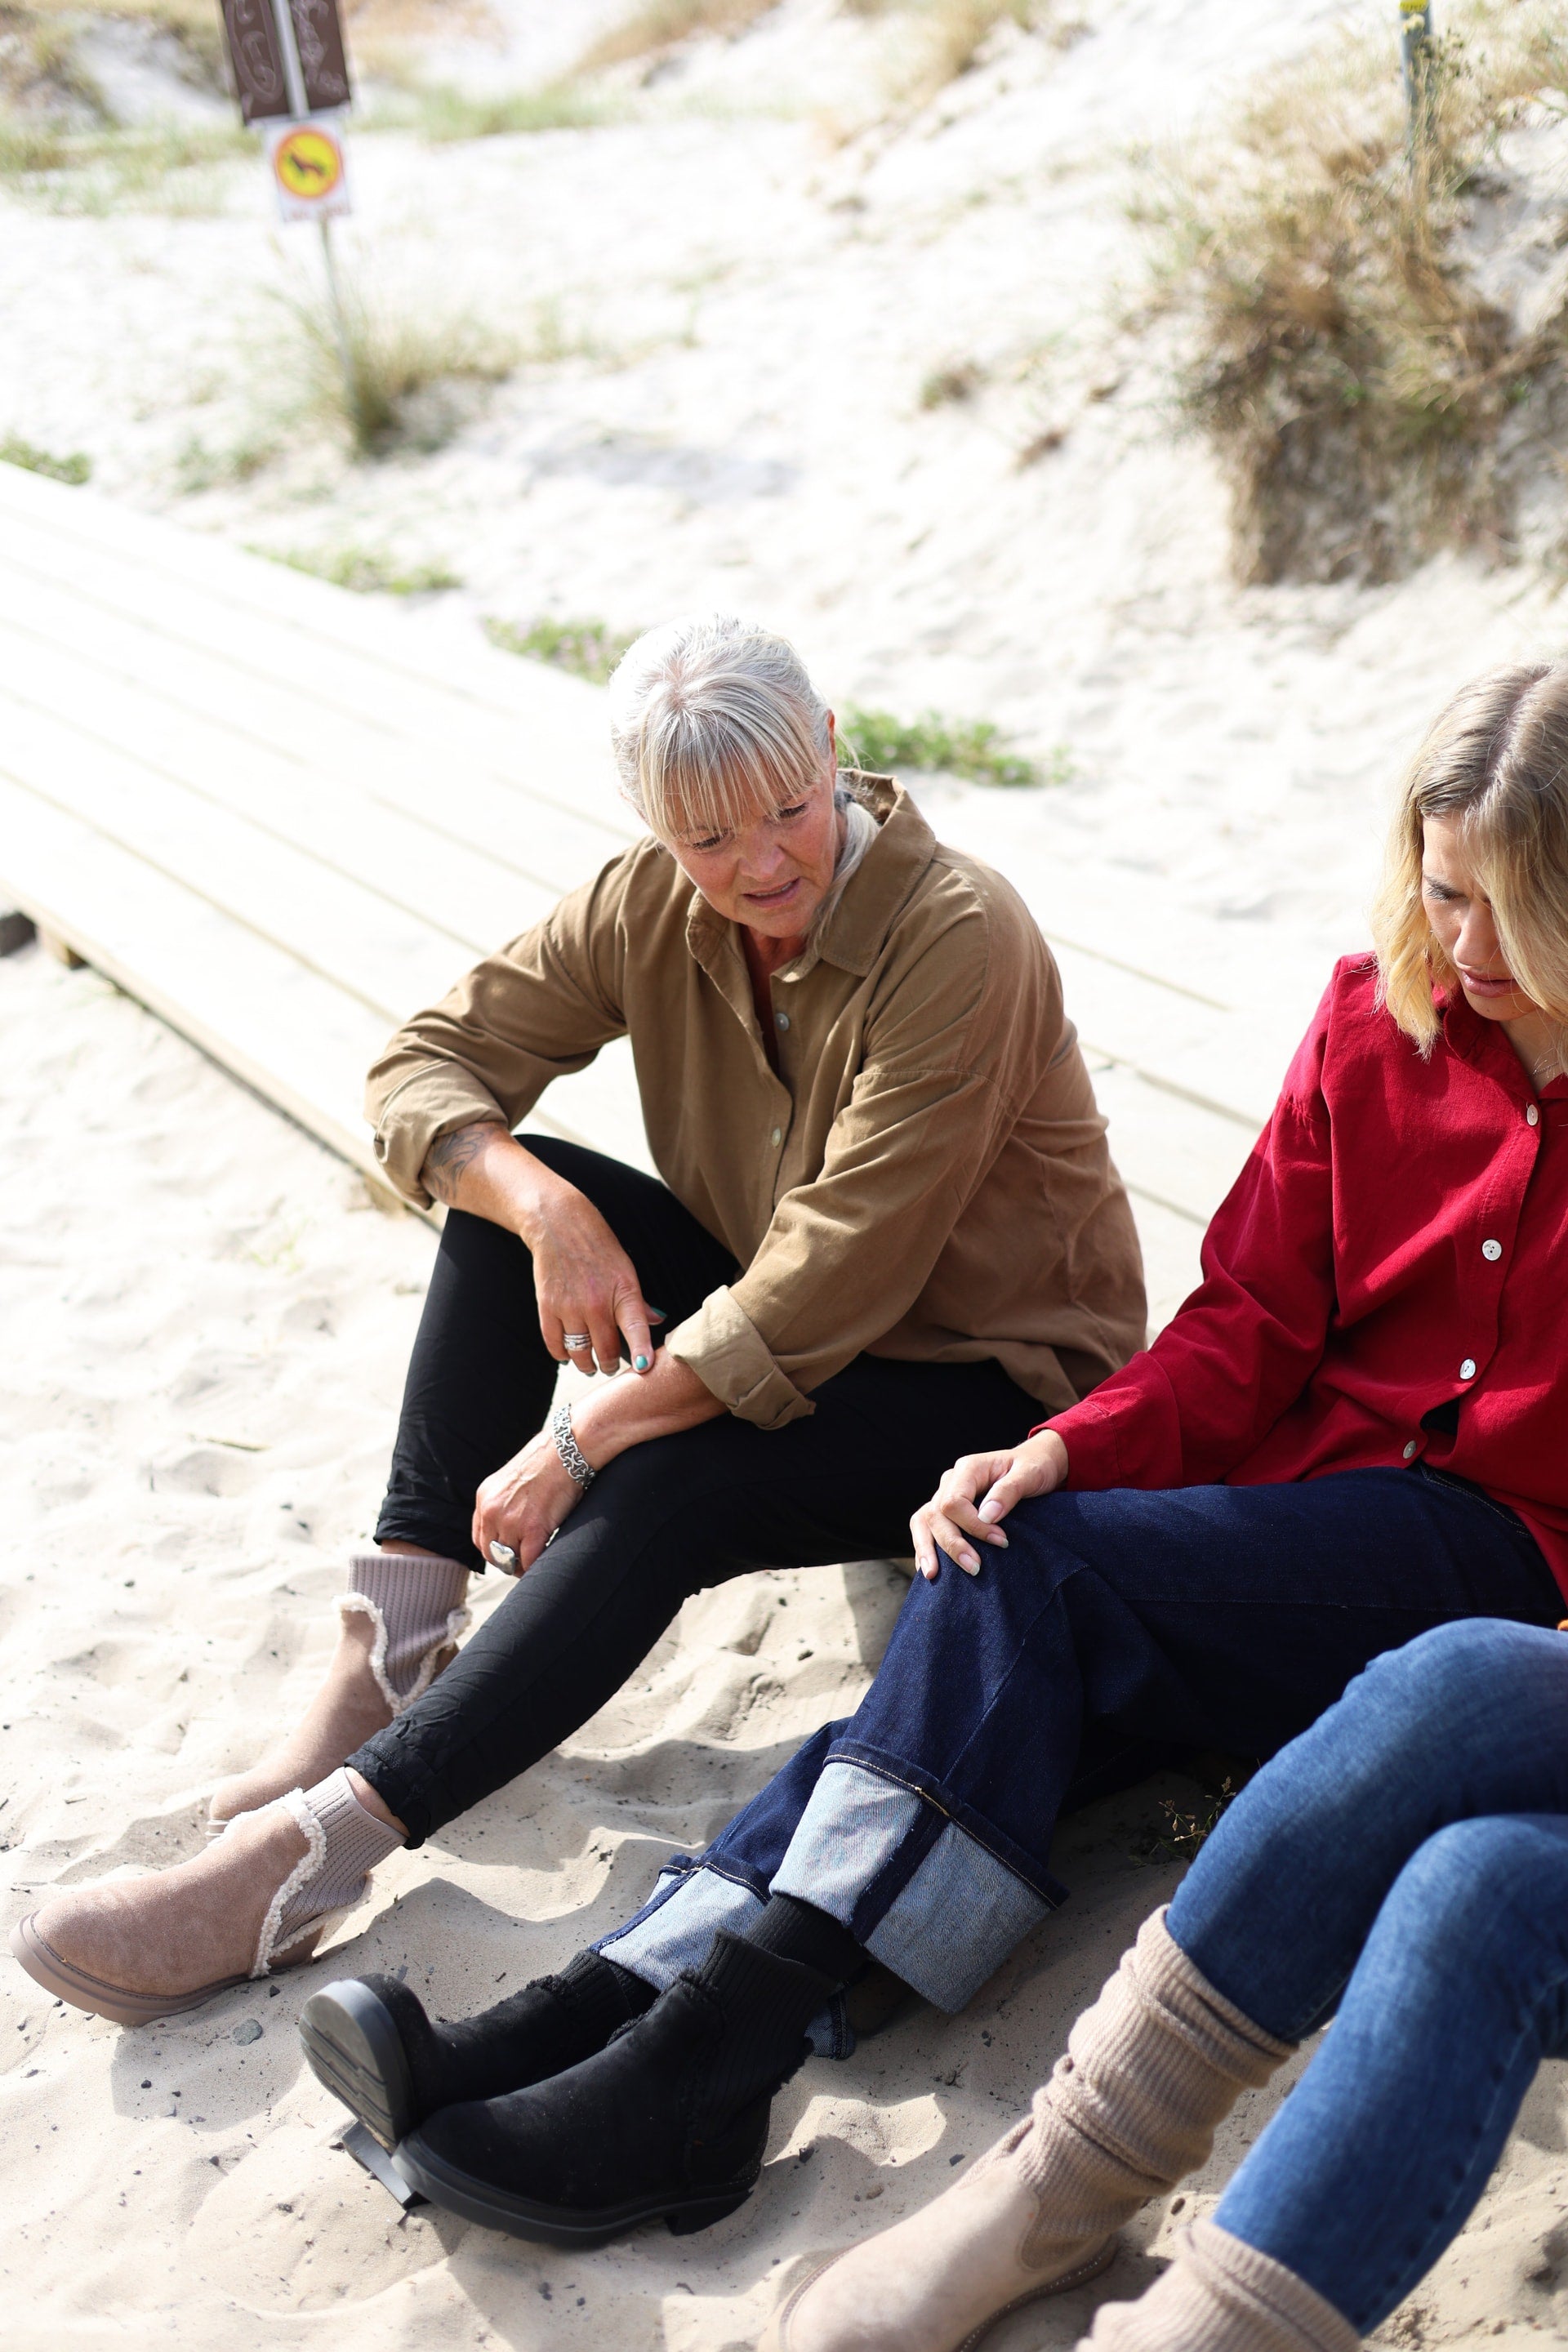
[217,0,357,408]
[1400,0,1435,176]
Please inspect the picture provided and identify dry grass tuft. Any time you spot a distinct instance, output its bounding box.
[278,274,518,458]
[1145,0,1568,583]
[577,0,778,75]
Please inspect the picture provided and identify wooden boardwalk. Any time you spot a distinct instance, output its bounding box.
[0,461,1312,1330]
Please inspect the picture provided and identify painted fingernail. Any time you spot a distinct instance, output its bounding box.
[634,1353,650,1371]
[647,1307,667,1321]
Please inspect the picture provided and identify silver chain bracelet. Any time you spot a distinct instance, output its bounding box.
[550,1400,596,1491]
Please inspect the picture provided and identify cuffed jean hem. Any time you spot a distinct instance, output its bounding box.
[770,1755,1060,2012]
[594,1857,854,2060]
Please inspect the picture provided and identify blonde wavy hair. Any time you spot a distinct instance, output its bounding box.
[1371,662,1568,1058]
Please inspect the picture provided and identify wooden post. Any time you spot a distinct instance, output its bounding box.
[1401,0,1435,173]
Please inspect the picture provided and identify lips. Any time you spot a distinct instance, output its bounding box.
[1459,966,1518,997]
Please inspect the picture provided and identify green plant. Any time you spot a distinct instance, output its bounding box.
[1144,0,1568,582]
[919,359,986,408]
[278,274,516,457]
[484,614,638,684]
[1127,1776,1241,1867]
[577,0,777,74]
[0,434,91,484]
[385,81,604,141]
[0,117,250,212]
[840,705,1067,789]
[262,543,461,595]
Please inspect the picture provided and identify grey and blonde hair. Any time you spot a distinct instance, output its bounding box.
[1372,662,1568,1056]
[608,614,835,841]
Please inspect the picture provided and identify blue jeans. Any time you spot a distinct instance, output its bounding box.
[1168,1617,1568,2332]
[600,1467,1559,2036]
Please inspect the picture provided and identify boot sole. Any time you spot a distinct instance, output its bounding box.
[9,1913,318,2027]
[301,1980,417,2149]
[394,2130,753,2247]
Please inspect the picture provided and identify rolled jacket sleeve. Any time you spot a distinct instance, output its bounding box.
[366,863,632,1206]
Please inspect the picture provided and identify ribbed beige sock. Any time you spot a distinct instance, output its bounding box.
[341,1550,470,1714]
[1012,1909,1295,2272]
[239,1768,406,1975]
[1080,2217,1361,2351]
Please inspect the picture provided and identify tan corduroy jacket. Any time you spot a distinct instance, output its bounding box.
[367,776,1146,1429]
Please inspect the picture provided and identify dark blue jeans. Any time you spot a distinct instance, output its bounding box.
[1169,1617,1568,2332]
[599,1468,1560,2031]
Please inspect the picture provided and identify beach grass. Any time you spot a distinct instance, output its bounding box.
[842,705,1068,789]
[484,615,638,684]
[0,434,91,484]
[1143,0,1568,581]
[257,543,462,595]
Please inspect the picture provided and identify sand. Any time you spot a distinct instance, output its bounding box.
[7,0,1568,2340]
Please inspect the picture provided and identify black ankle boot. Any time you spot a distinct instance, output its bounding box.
[299,1949,653,2147]
[397,1930,836,2245]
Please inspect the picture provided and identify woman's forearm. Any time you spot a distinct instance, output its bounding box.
[421,1120,565,1242]
[570,1351,724,1468]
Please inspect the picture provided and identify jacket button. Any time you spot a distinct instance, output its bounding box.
[775,1012,791,1031]
[1459,1357,1477,1380]
[1403,1440,1418,1460]
[1527,1103,1540,1125]
[770,1127,782,1147]
[1482,1238,1502,1261]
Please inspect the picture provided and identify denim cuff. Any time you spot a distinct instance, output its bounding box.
[594,1857,853,2060]
[769,1755,1061,2012]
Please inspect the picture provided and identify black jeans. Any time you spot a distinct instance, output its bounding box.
[355,1136,1042,1846]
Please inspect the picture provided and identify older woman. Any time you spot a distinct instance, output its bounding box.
[285,657,1568,2258]
[11,612,1143,2023]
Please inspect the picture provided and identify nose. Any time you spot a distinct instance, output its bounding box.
[1455,902,1503,973]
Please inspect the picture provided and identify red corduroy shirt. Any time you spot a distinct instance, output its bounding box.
[1045,955,1568,1599]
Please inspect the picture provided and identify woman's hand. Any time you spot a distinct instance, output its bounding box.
[910,1429,1069,1579]
[473,1431,584,1575]
[528,1183,662,1378]
[421,1124,659,1377]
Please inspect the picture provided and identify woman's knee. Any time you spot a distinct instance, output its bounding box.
[1378,1815,1568,1978]
[1323,1618,1567,1774]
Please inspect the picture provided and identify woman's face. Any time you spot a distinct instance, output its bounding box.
[1421,813,1539,1025]
[664,725,842,942]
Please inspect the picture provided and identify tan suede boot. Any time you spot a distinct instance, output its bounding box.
[209,1551,469,1827]
[11,1770,405,2025]
[1080,2217,1360,2351]
[758,1912,1294,2352]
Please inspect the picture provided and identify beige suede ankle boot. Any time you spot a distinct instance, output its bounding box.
[1079,2217,1360,2351]
[758,1912,1294,2352]
[209,1551,469,1827]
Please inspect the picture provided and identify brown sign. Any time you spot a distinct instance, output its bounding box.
[220,0,352,124]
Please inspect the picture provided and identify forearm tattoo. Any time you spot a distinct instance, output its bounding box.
[422,1120,505,1205]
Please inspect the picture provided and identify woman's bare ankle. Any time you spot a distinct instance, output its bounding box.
[345,1769,406,1837]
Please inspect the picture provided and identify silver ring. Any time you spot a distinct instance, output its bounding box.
[488,1539,518,1570]
[562,1333,590,1352]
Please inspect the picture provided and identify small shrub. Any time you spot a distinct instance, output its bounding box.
[920,359,986,408]
[401,82,604,141]
[1127,1776,1241,1867]
[485,615,638,684]
[262,544,461,595]
[577,0,777,74]
[278,274,516,457]
[0,434,91,484]
[1145,0,1568,582]
[841,705,1068,789]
